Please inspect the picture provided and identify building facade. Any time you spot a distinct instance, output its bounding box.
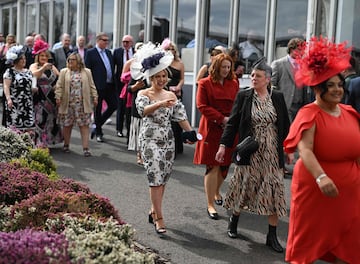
[1,0,359,125]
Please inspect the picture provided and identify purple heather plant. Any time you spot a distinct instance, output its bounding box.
[0,163,90,205]
[0,229,70,264]
[10,190,124,231]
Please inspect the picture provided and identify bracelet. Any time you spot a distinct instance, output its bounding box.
[219,144,226,148]
[315,173,327,184]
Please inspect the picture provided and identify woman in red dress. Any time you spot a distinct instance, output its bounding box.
[284,36,360,263]
[194,53,239,220]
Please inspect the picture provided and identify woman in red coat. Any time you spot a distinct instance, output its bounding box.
[194,53,239,219]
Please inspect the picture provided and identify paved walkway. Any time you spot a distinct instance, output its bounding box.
[50,123,324,264]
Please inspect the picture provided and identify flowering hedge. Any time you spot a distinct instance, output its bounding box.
[0,127,156,263]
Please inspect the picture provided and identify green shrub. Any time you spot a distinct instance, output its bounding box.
[11,148,59,180]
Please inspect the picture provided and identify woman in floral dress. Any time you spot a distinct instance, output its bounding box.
[30,39,62,147]
[132,42,197,235]
[55,52,98,156]
[3,45,36,134]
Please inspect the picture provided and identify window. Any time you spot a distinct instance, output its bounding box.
[274,0,307,60]
[39,2,49,41]
[84,0,97,48]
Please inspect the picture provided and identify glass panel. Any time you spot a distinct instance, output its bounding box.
[54,0,65,45]
[102,0,114,49]
[85,0,97,48]
[238,0,267,73]
[39,2,49,41]
[316,0,331,36]
[337,0,360,62]
[274,0,307,60]
[69,0,77,46]
[208,0,230,47]
[2,9,9,36]
[177,1,196,50]
[129,0,145,43]
[152,0,170,43]
[12,7,17,37]
[26,4,36,37]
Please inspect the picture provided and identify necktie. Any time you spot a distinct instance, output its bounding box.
[101,49,112,82]
[126,49,129,61]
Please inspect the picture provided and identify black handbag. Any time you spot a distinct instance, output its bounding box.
[232,136,259,165]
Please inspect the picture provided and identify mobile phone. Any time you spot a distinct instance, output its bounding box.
[48,58,54,63]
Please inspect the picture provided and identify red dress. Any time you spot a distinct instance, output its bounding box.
[193,76,239,166]
[284,103,360,264]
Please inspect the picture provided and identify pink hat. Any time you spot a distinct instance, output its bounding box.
[32,39,50,55]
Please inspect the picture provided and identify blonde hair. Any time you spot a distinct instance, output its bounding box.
[66,52,85,70]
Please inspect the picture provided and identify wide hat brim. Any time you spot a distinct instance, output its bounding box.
[130,42,174,80]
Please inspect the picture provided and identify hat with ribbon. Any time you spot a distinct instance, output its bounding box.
[5,45,25,64]
[32,39,50,55]
[130,42,173,80]
[295,36,351,87]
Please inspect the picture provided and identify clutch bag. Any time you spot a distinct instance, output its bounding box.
[232,136,259,165]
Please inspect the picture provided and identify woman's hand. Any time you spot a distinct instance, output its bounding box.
[93,98,98,107]
[6,98,13,109]
[286,152,295,164]
[159,98,175,108]
[317,176,339,197]
[215,145,226,163]
[56,99,61,107]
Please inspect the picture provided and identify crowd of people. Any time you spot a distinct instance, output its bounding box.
[1,30,359,263]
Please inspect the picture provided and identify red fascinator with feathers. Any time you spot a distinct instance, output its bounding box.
[32,39,50,55]
[295,36,351,87]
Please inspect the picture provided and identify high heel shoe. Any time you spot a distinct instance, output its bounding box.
[148,211,155,224]
[154,218,166,234]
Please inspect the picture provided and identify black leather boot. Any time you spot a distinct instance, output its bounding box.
[266,229,284,253]
[227,214,239,238]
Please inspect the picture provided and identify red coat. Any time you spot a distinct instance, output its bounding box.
[193,76,239,165]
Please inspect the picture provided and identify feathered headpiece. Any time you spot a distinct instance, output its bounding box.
[32,39,49,55]
[5,45,25,64]
[130,42,173,81]
[295,36,351,86]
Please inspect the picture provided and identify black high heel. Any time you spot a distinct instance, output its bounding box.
[148,211,155,224]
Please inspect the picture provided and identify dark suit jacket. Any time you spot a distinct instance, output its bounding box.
[220,88,290,166]
[113,47,134,92]
[346,76,360,113]
[85,47,115,91]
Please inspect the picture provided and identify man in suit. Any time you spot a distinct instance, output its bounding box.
[346,76,360,113]
[53,33,73,70]
[113,34,134,138]
[73,35,87,60]
[85,32,117,142]
[24,35,34,68]
[271,37,306,122]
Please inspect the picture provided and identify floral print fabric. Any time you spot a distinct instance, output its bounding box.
[136,94,187,186]
[3,68,35,130]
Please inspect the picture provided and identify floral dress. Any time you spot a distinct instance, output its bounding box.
[3,68,35,130]
[34,68,63,146]
[58,71,90,126]
[224,92,287,217]
[136,95,188,186]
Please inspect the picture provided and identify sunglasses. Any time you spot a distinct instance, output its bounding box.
[67,58,76,62]
[100,38,109,42]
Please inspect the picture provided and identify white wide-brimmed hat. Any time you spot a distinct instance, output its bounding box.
[6,45,25,64]
[130,42,173,81]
